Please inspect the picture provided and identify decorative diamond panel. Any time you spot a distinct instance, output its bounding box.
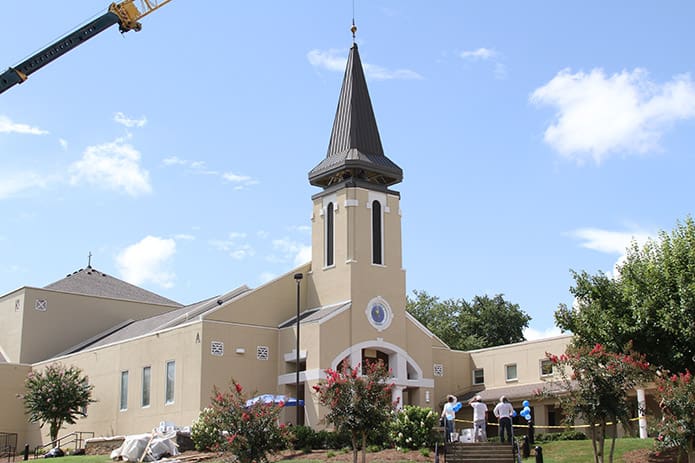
[257,346,269,360]
[433,363,444,377]
[35,299,47,311]
[211,341,224,356]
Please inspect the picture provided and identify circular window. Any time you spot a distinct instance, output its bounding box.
[365,297,393,331]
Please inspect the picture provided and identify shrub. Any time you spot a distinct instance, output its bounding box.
[191,381,290,463]
[389,405,439,450]
[191,407,223,451]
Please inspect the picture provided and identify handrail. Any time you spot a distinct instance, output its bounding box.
[33,431,94,457]
[0,432,18,462]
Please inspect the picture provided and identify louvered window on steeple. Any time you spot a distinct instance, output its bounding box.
[326,202,334,267]
[372,200,382,265]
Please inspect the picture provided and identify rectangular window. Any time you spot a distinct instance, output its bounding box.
[472,368,484,385]
[505,364,518,382]
[540,359,554,377]
[142,366,151,407]
[120,371,129,411]
[165,361,175,404]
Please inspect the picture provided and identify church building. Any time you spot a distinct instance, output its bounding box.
[1,39,578,449]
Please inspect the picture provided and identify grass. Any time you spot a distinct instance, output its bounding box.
[49,438,657,463]
[521,437,655,463]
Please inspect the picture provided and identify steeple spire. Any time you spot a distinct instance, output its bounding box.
[308,42,403,190]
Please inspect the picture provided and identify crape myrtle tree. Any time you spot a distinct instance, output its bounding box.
[538,344,652,463]
[654,369,695,463]
[190,380,290,463]
[555,216,695,374]
[21,363,95,442]
[407,290,530,351]
[312,360,395,463]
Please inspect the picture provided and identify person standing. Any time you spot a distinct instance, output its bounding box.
[493,395,514,443]
[468,395,488,442]
[441,394,457,442]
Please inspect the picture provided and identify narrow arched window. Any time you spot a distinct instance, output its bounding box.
[372,200,382,265]
[326,202,334,267]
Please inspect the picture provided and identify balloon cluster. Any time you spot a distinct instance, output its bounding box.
[520,400,532,421]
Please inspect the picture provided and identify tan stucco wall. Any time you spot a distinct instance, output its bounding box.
[469,335,572,389]
[199,319,281,409]
[12,288,178,365]
[0,363,32,448]
[31,323,203,446]
[0,290,24,363]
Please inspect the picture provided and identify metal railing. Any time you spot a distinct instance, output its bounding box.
[0,432,18,462]
[34,431,94,457]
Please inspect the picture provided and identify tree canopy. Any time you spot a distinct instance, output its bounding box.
[406,290,530,350]
[22,363,95,442]
[555,216,695,373]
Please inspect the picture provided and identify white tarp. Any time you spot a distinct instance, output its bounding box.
[110,431,179,462]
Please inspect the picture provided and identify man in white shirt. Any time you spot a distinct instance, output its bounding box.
[468,395,488,442]
[492,395,514,443]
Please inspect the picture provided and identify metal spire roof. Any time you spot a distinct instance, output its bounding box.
[308,43,403,189]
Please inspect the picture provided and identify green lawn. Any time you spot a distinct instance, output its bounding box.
[521,437,655,463]
[51,438,657,463]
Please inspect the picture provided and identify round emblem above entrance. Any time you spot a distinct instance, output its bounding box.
[365,297,393,331]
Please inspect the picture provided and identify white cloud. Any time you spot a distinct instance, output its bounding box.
[114,112,147,128]
[460,48,497,60]
[258,272,277,284]
[531,69,695,163]
[524,326,563,341]
[222,171,258,189]
[59,138,68,151]
[116,236,176,288]
[307,49,422,80]
[0,171,48,199]
[569,226,654,276]
[0,115,48,135]
[210,232,255,260]
[569,227,652,255]
[269,238,311,266]
[69,137,152,196]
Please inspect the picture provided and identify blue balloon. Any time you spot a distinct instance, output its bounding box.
[523,406,531,414]
[511,410,517,417]
[453,402,462,412]
[522,400,530,407]
[525,415,531,422]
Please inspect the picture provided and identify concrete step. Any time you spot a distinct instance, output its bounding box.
[444,442,516,463]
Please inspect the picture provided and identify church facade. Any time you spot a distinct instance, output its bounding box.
[1,42,582,449]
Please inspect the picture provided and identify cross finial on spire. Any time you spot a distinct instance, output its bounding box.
[87,251,92,268]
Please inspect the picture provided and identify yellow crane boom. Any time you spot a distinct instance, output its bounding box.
[0,0,173,95]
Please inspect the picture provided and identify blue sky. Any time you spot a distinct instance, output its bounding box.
[1,1,694,340]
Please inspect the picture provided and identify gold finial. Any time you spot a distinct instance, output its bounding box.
[351,21,357,42]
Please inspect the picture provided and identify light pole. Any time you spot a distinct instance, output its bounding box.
[293,272,303,425]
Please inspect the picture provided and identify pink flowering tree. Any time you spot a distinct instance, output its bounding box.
[655,369,695,463]
[21,363,95,443]
[538,344,652,463]
[191,380,290,463]
[312,360,396,463]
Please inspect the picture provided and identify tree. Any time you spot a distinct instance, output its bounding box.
[190,380,289,463]
[538,344,652,463]
[406,290,530,350]
[21,363,95,443]
[555,216,695,373]
[312,360,395,463]
[654,369,695,463]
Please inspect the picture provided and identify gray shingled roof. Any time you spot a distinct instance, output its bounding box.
[59,286,252,356]
[44,266,182,307]
[309,44,402,189]
[278,301,351,329]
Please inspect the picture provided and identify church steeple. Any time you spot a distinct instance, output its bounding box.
[308,43,403,190]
